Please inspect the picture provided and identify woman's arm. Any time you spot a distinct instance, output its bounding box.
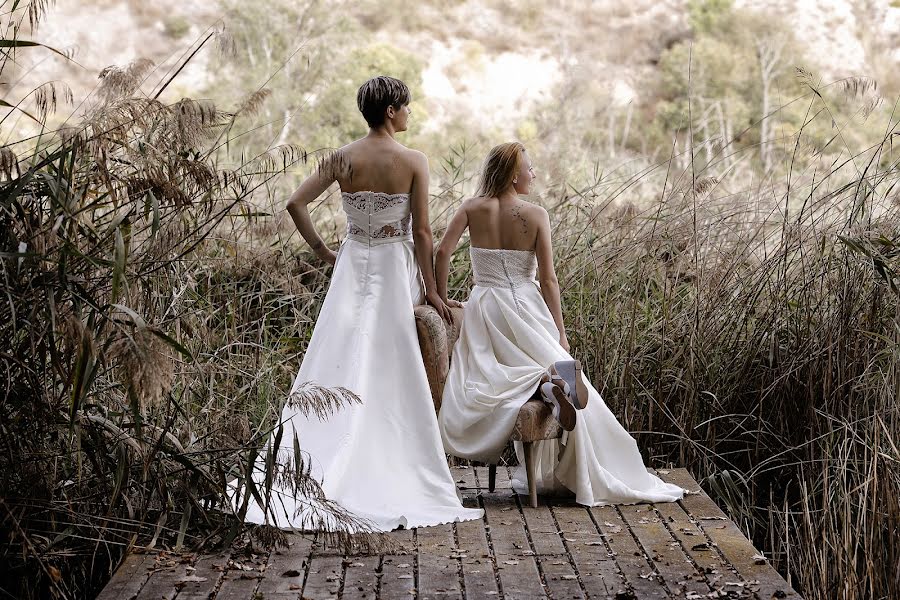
[285,155,341,265]
[409,151,452,322]
[534,207,569,352]
[435,200,470,306]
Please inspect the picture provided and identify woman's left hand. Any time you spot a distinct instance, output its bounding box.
[426,290,453,323]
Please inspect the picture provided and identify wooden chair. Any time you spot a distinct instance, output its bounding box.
[414,304,563,508]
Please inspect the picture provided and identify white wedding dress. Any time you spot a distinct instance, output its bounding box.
[238,191,483,531]
[439,247,684,506]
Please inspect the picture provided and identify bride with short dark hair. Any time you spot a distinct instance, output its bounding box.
[238,76,482,531]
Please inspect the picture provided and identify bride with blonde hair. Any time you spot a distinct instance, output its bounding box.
[436,142,684,506]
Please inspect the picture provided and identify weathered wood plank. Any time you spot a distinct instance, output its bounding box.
[417,523,463,599]
[255,535,313,599]
[551,506,624,599]
[96,552,154,600]
[379,554,415,598]
[537,554,584,600]
[521,502,567,557]
[482,475,546,598]
[175,551,231,600]
[136,552,199,600]
[659,469,801,600]
[653,493,739,591]
[342,555,380,600]
[618,503,710,597]
[213,549,270,600]
[302,556,344,599]
[456,489,501,598]
[451,465,478,491]
[590,505,668,599]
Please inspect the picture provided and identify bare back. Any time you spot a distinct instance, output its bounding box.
[334,137,419,195]
[464,195,544,252]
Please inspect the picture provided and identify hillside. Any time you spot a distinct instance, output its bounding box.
[7,0,900,143]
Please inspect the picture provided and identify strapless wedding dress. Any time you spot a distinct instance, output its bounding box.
[439,246,684,506]
[237,191,483,531]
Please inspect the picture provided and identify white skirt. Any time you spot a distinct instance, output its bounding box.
[237,238,483,531]
[439,281,684,506]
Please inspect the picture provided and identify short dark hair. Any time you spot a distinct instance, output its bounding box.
[356,76,411,128]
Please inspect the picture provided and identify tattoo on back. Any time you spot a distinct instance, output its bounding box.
[512,205,529,234]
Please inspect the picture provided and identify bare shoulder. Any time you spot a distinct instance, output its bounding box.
[403,147,429,170]
[463,195,494,211]
[520,199,549,223]
[457,195,484,212]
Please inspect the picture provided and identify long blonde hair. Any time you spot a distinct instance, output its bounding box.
[476,142,525,198]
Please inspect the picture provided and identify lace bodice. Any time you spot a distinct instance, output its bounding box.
[470,247,537,288]
[342,191,413,245]
[470,246,537,315]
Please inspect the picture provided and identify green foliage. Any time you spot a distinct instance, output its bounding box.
[163,16,191,40]
[302,42,425,150]
[687,0,735,34]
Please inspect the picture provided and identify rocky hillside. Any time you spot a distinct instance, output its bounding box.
[7,0,900,139]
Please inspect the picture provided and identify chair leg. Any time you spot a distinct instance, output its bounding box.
[524,441,537,508]
[488,464,497,492]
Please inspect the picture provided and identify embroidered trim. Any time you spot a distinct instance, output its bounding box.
[343,191,409,213]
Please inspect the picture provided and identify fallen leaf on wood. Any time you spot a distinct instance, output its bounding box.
[561,575,577,580]
[751,553,768,564]
[176,576,207,584]
[398,575,413,580]
[503,560,519,566]
[691,543,710,551]
[281,569,301,577]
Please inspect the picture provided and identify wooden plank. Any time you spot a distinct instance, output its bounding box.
[481,479,546,598]
[590,505,668,599]
[653,495,739,591]
[175,551,231,600]
[302,555,344,599]
[618,503,710,597]
[537,554,584,600]
[379,554,415,598]
[136,552,197,600]
[521,503,567,557]
[659,469,801,600]
[341,555,380,600]
[214,549,270,600]
[255,535,313,599]
[96,552,154,600]
[384,526,416,556]
[455,489,500,598]
[552,505,624,599]
[417,523,463,599]
[451,465,478,491]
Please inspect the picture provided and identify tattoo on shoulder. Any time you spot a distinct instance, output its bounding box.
[512,205,529,234]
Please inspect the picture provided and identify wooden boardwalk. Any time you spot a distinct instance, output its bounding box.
[98,467,800,599]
